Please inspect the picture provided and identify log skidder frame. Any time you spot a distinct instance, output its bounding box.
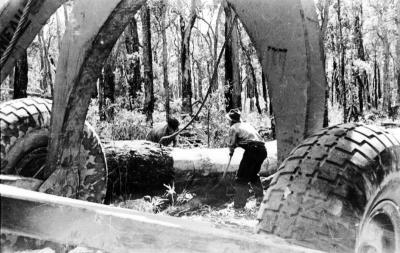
[0,0,343,250]
[0,0,327,166]
[44,0,146,199]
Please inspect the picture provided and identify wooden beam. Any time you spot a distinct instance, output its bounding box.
[0,184,324,253]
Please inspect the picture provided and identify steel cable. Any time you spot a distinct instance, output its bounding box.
[0,0,34,70]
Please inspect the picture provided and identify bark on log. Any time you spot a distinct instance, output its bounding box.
[104,140,277,200]
[104,141,174,199]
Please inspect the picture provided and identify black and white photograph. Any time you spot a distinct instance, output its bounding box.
[0,0,399,252]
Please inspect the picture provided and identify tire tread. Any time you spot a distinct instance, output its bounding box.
[256,123,400,252]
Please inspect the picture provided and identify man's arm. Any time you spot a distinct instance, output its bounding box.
[228,127,237,156]
[146,129,155,142]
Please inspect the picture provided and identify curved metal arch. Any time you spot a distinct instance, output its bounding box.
[228,0,326,161]
[0,0,67,83]
[0,0,326,178]
[42,0,145,195]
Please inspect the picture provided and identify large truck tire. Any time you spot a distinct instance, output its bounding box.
[256,123,400,252]
[0,98,107,203]
[356,147,400,253]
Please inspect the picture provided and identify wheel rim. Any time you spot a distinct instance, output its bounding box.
[14,147,48,180]
[357,200,400,253]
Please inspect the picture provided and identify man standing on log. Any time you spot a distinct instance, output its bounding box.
[226,109,267,208]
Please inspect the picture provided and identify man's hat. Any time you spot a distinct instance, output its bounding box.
[225,108,242,122]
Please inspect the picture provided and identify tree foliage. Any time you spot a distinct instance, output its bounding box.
[1,0,399,144]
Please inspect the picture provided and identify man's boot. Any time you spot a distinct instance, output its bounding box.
[251,178,264,206]
[234,183,249,209]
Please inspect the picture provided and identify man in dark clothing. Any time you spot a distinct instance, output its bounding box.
[226,109,267,208]
[146,117,179,146]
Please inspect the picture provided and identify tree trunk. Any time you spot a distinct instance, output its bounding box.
[192,55,197,101]
[378,65,382,101]
[174,23,182,99]
[397,9,400,105]
[177,59,182,98]
[318,0,330,127]
[13,50,28,99]
[8,69,15,93]
[161,1,170,121]
[104,141,174,201]
[254,80,261,114]
[270,103,276,139]
[247,70,255,112]
[224,5,241,112]
[261,70,269,113]
[99,74,106,121]
[398,69,400,105]
[245,58,261,114]
[333,60,340,104]
[224,7,233,113]
[38,29,53,95]
[211,5,223,91]
[382,38,390,113]
[125,17,141,107]
[397,0,400,104]
[104,140,277,201]
[337,0,346,122]
[180,0,197,115]
[195,60,203,99]
[239,30,261,114]
[354,5,368,114]
[98,63,116,121]
[104,63,115,105]
[397,61,400,102]
[330,64,334,105]
[378,24,391,114]
[373,53,378,109]
[141,4,154,124]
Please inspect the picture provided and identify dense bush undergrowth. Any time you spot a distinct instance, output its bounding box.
[86,95,273,148]
[1,94,395,148]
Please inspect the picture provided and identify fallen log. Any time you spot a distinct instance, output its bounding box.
[104,140,277,200]
[104,141,174,200]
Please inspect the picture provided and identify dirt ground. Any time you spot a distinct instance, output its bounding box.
[115,180,261,235]
[126,195,259,233]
